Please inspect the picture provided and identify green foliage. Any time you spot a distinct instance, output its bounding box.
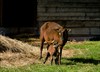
[0,41,100,72]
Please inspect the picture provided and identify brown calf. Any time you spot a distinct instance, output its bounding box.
[40,22,68,64]
[43,42,60,65]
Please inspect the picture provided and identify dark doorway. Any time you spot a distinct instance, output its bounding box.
[2,0,37,27]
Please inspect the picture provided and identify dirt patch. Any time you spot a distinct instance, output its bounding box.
[62,49,75,58]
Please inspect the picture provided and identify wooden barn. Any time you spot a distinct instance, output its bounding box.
[37,0,100,40]
[0,0,100,40]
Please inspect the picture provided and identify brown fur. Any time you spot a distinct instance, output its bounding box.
[40,22,68,64]
[43,44,60,65]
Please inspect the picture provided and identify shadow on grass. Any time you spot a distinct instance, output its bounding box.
[62,57,100,65]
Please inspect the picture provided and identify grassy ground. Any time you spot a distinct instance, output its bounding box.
[0,36,100,72]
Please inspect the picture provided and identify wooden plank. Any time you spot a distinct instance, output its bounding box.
[64,21,100,28]
[38,0,100,3]
[86,13,100,17]
[38,2,100,8]
[91,28,100,35]
[68,28,100,37]
[57,0,100,3]
[37,16,100,21]
[38,7,100,13]
[68,36,92,41]
[37,16,85,21]
[69,28,90,35]
[37,8,46,12]
[38,13,85,17]
[85,21,100,27]
[38,4,100,8]
[47,8,56,13]
[56,8,100,13]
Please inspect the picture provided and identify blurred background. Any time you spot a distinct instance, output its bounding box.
[0,0,100,41]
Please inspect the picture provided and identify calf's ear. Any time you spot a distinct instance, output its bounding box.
[53,44,59,48]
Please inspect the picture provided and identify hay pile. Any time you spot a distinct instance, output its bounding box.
[0,35,75,67]
[0,35,41,67]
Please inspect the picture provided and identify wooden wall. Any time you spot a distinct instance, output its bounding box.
[37,0,100,40]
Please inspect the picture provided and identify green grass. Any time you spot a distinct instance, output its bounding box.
[0,64,100,72]
[0,41,100,72]
[64,41,100,59]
